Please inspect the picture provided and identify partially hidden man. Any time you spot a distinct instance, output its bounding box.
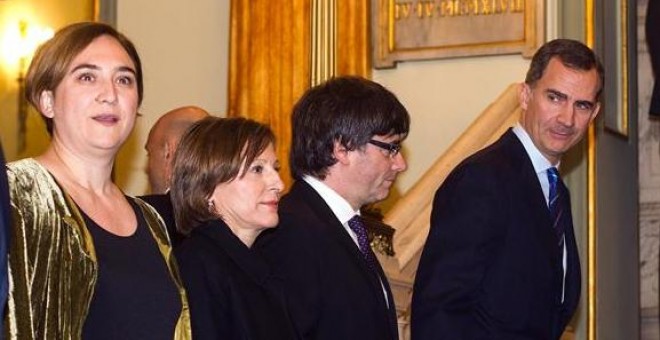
[412,39,603,340]
[141,105,209,247]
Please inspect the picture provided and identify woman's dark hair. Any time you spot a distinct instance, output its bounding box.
[171,116,275,234]
[25,22,143,134]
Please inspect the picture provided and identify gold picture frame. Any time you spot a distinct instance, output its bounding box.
[600,0,631,137]
[371,0,545,68]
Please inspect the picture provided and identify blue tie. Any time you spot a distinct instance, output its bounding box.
[547,167,565,248]
[348,215,377,271]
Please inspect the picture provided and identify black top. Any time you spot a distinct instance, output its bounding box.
[81,198,181,340]
[176,219,299,340]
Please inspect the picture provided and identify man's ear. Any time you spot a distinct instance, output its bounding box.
[164,140,173,160]
[332,140,350,165]
[518,83,531,111]
[39,91,55,117]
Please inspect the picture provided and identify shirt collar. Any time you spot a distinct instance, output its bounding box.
[512,123,557,173]
[303,175,358,225]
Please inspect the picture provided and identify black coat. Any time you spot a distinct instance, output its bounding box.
[412,129,581,340]
[176,220,298,340]
[139,193,184,247]
[256,181,398,340]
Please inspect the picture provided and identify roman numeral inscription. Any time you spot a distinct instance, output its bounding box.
[394,0,525,20]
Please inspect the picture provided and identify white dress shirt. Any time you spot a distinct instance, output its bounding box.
[303,175,390,307]
[512,124,567,302]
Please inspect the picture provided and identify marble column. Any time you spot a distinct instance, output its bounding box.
[639,0,660,338]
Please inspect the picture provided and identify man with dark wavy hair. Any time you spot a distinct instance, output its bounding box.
[258,76,410,340]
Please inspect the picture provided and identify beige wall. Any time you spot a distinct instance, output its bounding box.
[113,1,528,198]
[115,0,230,195]
[2,0,528,198]
[373,56,528,199]
[0,0,230,196]
[0,0,93,161]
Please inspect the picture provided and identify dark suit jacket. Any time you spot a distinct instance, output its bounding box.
[648,0,660,116]
[0,144,8,334]
[411,129,581,340]
[175,219,298,340]
[139,193,184,247]
[256,181,398,340]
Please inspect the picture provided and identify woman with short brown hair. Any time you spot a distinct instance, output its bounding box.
[172,116,298,339]
[6,22,190,339]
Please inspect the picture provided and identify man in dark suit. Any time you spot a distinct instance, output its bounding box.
[140,106,208,246]
[412,39,603,340]
[0,142,9,335]
[257,76,410,339]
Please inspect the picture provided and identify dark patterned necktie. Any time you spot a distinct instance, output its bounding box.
[547,167,566,248]
[348,215,377,271]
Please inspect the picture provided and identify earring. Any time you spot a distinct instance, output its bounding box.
[207,200,215,213]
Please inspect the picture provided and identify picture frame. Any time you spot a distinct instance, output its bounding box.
[600,0,634,137]
[371,0,545,69]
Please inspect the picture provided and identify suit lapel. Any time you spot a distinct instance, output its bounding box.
[289,182,396,332]
[504,130,582,321]
[370,248,399,336]
[291,182,385,281]
[502,131,564,278]
[559,182,581,314]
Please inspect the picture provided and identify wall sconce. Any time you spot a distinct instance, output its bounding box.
[3,20,53,153]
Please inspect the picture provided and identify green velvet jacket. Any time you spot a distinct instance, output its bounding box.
[5,159,191,339]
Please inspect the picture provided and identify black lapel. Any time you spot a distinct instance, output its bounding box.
[290,182,395,315]
[502,131,564,277]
